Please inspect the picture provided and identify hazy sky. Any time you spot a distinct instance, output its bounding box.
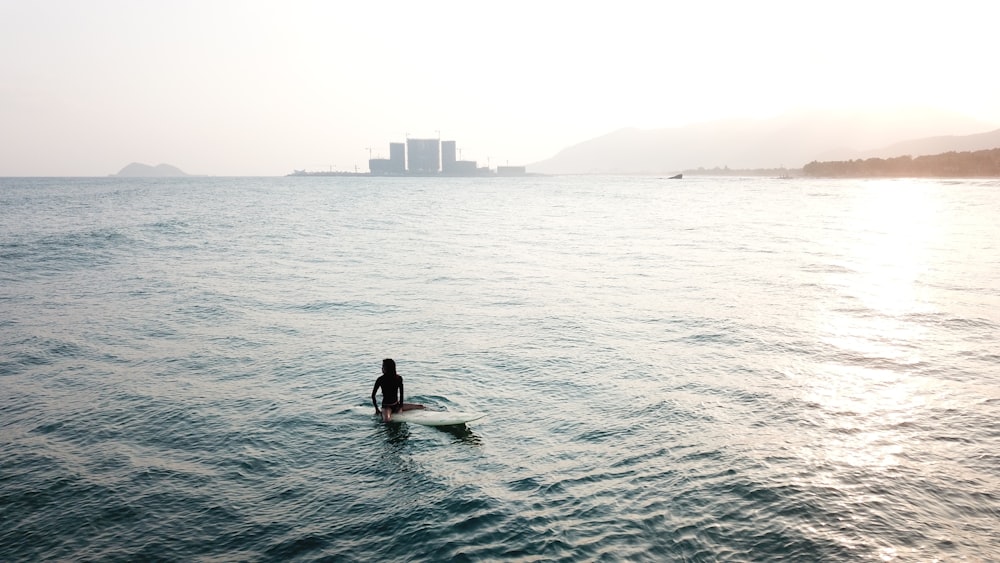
[2,0,998,176]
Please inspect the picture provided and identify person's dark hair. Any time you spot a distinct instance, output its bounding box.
[382,358,397,378]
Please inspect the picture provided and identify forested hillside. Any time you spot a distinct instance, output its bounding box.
[803,148,1000,177]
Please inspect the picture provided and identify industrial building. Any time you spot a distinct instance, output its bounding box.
[406,138,440,173]
[368,136,522,176]
[497,165,527,176]
[389,143,405,173]
[441,140,456,172]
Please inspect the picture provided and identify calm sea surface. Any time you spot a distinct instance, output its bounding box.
[1,175,998,561]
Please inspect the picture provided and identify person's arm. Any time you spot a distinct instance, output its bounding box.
[399,379,404,405]
[371,379,381,413]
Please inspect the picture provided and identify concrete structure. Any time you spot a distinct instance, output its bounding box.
[497,165,527,176]
[441,140,457,173]
[389,143,405,174]
[369,158,393,174]
[406,138,440,173]
[365,135,525,176]
[369,143,407,175]
[449,161,478,175]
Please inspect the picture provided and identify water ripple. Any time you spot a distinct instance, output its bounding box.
[1,176,998,561]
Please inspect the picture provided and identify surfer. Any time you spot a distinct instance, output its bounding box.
[371,358,424,422]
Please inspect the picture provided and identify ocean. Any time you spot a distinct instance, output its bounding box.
[1,175,998,561]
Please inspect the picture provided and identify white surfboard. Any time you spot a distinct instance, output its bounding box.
[352,406,484,426]
[388,409,484,426]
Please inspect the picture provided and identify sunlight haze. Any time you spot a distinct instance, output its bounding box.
[2,0,997,176]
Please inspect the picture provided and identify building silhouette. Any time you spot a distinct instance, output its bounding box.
[406,138,440,173]
[367,136,524,176]
[367,142,408,175]
[389,143,405,174]
[441,140,457,173]
[497,165,527,176]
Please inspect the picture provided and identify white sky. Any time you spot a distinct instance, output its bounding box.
[2,0,998,176]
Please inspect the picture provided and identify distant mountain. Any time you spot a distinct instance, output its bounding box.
[527,109,998,174]
[114,162,191,177]
[820,128,1000,161]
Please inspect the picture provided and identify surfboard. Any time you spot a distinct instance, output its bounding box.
[350,406,481,426]
[386,409,484,426]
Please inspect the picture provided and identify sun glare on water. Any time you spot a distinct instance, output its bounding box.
[815,180,942,373]
[804,180,947,468]
[846,180,941,316]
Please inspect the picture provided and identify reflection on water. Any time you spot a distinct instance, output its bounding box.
[809,181,941,478]
[433,423,483,446]
[805,364,921,469]
[376,417,483,448]
[844,180,939,318]
[818,181,943,363]
[378,420,410,444]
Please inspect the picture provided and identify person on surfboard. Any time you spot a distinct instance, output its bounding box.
[371,358,424,422]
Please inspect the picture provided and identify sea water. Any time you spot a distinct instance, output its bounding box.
[1,175,998,561]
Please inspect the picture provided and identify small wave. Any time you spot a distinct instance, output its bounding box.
[0,229,138,277]
[287,300,393,314]
[903,311,998,332]
[801,262,856,274]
